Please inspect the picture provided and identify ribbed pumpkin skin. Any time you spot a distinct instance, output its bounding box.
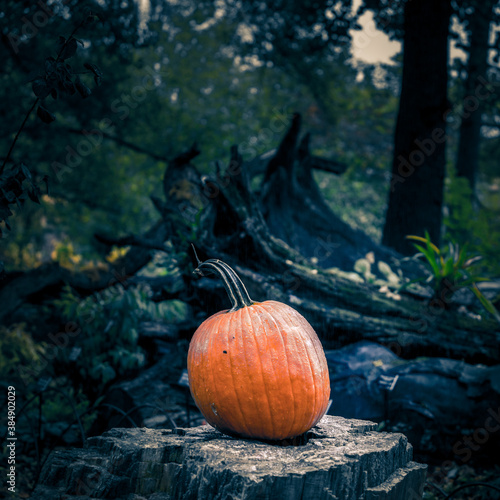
[187,300,330,440]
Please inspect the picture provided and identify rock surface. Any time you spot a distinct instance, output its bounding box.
[31,415,426,500]
[326,341,500,458]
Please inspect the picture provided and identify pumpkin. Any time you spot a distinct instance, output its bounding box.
[187,256,330,440]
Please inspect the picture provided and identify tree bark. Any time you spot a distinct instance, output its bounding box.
[382,0,452,255]
[31,416,427,500]
[455,0,494,192]
[259,113,401,270]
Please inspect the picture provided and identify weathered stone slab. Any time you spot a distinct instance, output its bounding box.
[31,415,426,499]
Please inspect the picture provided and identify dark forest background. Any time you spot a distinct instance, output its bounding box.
[1,0,500,498]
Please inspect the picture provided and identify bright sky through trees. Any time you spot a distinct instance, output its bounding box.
[350,8,400,64]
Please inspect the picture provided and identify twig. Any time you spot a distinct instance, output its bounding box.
[94,233,170,252]
[445,482,500,499]
[0,98,39,176]
[115,403,177,429]
[65,127,171,163]
[0,16,89,176]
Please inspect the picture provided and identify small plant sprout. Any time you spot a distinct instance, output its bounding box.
[406,232,500,321]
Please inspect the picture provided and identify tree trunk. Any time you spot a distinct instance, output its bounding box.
[259,113,401,270]
[455,0,494,192]
[31,416,427,500]
[382,0,452,255]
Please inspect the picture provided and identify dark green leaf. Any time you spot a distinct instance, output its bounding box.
[27,188,41,204]
[32,79,51,98]
[45,57,56,76]
[75,77,92,98]
[84,12,103,25]
[455,245,468,269]
[442,257,455,278]
[1,188,15,202]
[471,285,500,322]
[413,243,440,277]
[37,105,56,123]
[62,80,76,95]
[60,37,78,60]
[21,163,32,180]
[84,13,96,25]
[84,62,103,78]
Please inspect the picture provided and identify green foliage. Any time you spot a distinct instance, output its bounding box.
[40,385,99,434]
[55,285,144,393]
[406,232,499,320]
[0,13,102,238]
[0,324,46,386]
[55,285,190,396]
[444,170,500,276]
[0,323,100,494]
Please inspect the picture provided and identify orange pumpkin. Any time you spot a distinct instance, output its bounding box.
[187,257,330,440]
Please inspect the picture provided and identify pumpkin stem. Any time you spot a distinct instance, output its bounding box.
[191,243,202,266]
[194,258,254,311]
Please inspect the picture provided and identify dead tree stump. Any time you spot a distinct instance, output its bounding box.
[31,415,427,500]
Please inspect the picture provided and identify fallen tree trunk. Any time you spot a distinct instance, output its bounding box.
[2,118,499,365]
[192,260,500,364]
[195,123,500,364]
[0,145,202,324]
[259,113,400,269]
[0,220,169,324]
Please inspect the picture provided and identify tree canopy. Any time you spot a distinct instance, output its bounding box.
[1,0,499,272]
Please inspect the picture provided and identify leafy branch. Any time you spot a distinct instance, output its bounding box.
[0,12,102,236]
